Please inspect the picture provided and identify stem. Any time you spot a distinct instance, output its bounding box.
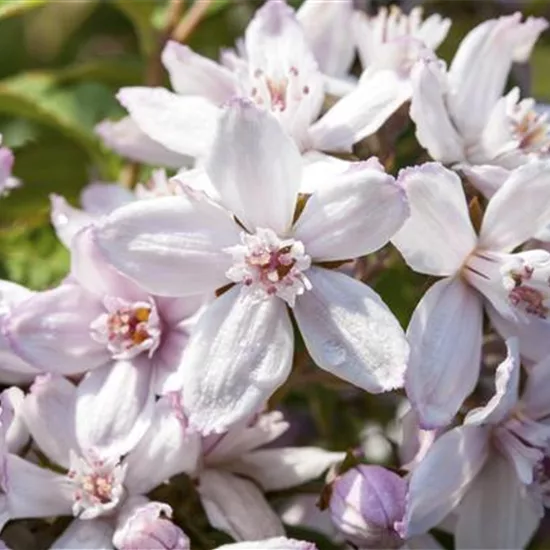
[172,0,214,43]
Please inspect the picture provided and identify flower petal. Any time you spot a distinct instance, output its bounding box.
[198,469,285,541]
[22,375,78,469]
[182,286,294,434]
[217,538,317,550]
[406,277,483,428]
[293,166,408,261]
[75,357,155,458]
[308,70,410,152]
[392,163,476,276]
[51,519,115,550]
[95,117,191,169]
[519,354,550,420]
[124,394,201,495]
[297,0,354,77]
[228,447,344,491]
[117,87,220,158]
[6,454,73,520]
[161,41,237,104]
[409,59,464,164]
[478,160,550,252]
[80,182,135,216]
[94,195,240,296]
[465,339,519,426]
[459,164,510,199]
[455,452,542,550]
[50,194,95,248]
[205,99,302,235]
[404,425,489,537]
[5,284,108,374]
[294,267,408,393]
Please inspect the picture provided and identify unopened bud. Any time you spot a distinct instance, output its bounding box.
[329,465,406,549]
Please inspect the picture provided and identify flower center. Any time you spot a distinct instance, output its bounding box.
[250,67,310,113]
[508,98,550,155]
[224,228,312,307]
[68,450,126,519]
[91,297,161,359]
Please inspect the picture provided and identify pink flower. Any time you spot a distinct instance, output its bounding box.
[404,339,550,549]
[117,0,411,160]
[6,228,205,456]
[392,161,550,427]
[410,13,549,168]
[92,99,410,434]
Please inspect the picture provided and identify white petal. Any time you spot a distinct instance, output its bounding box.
[198,469,285,541]
[117,87,220,158]
[416,13,452,51]
[217,538,317,550]
[479,160,550,252]
[487,303,550,364]
[162,41,237,103]
[293,166,408,261]
[294,267,408,393]
[124,395,201,495]
[409,59,464,164]
[80,182,135,216]
[5,284,108,374]
[308,70,410,152]
[520,354,550,420]
[404,425,489,537]
[205,99,302,235]
[22,375,78,469]
[75,358,155,458]
[459,163,510,199]
[447,16,518,139]
[406,277,483,428]
[455,452,542,549]
[3,387,29,454]
[50,194,95,248]
[228,447,344,491]
[51,519,115,550]
[6,455,73,520]
[297,0,354,77]
[182,286,293,434]
[205,410,289,463]
[392,163,476,276]
[70,226,146,301]
[94,195,241,296]
[465,339,520,426]
[95,117,191,169]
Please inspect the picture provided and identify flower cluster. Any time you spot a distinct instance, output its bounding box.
[2,1,550,549]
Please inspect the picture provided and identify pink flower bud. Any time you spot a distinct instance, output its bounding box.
[113,500,190,550]
[329,465,406,549]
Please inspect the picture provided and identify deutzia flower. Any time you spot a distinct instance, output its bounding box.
[410,13,549,168]
[0,143,19,198]
[116,0,412,161]
[93,99,410,434]
[6,228,205,456]
[404,340,550,549]
[392,161,550,428]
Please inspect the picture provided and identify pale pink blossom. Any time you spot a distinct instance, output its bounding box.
[392,160,550,427]
[410,13,548,168]
[118,0,411,160]
[10,376,200,547]
[92,99,410,434]
[404,339,550,549]
[6,228,205,456]
[0,145,19,198]
[190,410,343,541]
[216,538,317,550]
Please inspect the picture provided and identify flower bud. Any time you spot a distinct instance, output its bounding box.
[113,499,190,550]
[329,465,406,549]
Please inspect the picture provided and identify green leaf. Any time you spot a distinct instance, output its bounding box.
[0,73,118,176]
[114,0,157,57]
[0,0,46,19]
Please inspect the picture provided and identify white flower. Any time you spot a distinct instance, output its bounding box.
[93,99,410,434]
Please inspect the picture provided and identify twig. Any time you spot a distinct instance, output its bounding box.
[172,0,214,43]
